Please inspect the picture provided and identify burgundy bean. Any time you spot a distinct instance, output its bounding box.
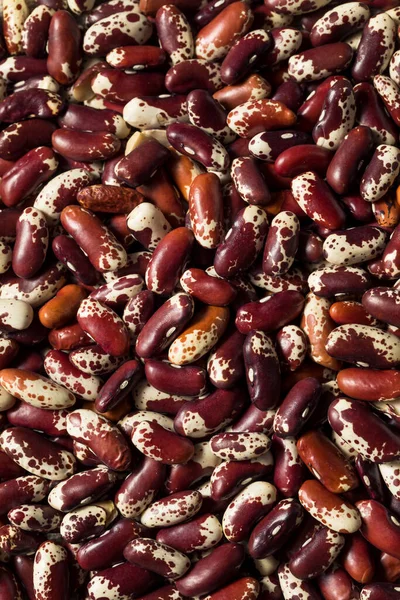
[146,227,194,296]
[83,11,153,56]
[156,4,193,66]
[248,498,304,559]
[91,69,164,103]
[289,526,345,580]
[156,512,222,553]
[166,59,222,94]
[86,561,155,600]
[115,140,170,188]
[236,290,305,334]
[274,378,321,437]
[249,130,311,163]
[291,171,346,230]
[48,467,116,512]
[275,145,333,178]
[329,397,400,463]
[131,420,194,465]
[288,43,353,82]
[352,13,396,82]
[52,129,121,162]
[356,499,400,559]
[0,120,56,161]
[33,541,69,600]
[214,205,268,278]
[297,75,346,132]
[207,328,245,389]
[272,435,306,498]
[0,89,64,122]
[47,10,81,85]
[0,476,50,516]
[175,542,245,597]
[0,147,58,207]
[313,78,356,150]
[77,297,129,357]
[310,3,370,46]
[231,156,271,206]
[167,123,229,173]
[52,236,99,286]
[175,387,246,439]
[7,403,68,437]
[221,29,271,85]
[243,331,281,410]
[360,583,400,599]
[115,456,166,519]
[354,81,398,145]
[144,360,207,398]
[326,126,374,195]
[211,451,274,501]
[67,409,132,471]
[22,5,53,58]
[12,208,49,279]
[124,537,190,579]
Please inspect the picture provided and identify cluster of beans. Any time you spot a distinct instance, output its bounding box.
[3,0,400,598]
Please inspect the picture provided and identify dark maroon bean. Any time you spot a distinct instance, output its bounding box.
[274,378,321,437]
[272,80,305,113]
[236,290,305,334]
[52,235,99,286]
[95,359,142,413]
[326,126,374,195]
[288,43,353,82]
[243,331,281,411]
[167,122,229,172]
[354,82,398,145]
[249,498,304,559]
[0,89,63,123]
[275,145,333,178]
[144,360,207,398]
[86,561,155,599]
[115,140,170,188]
[312,78,356,150]
[165,59,222,94]
[175,543,244,597]
[289,526,345,580]
[207,328,245,390]
[7,403,68,437]
[352,13,396,82]
[249,130,311,163]
[221,29,271,85]
[211,452,273,501]
[272,435,306,498]
[0,120,56,161]
[115,457,166,519]
[355,456,387,503]
[297,75,347,132]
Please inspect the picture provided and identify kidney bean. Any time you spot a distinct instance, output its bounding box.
[12,207,49,279]
[175,542,244,597]
[231,156,271,206]
[275,145,333,179]
[126,204,171,252]
[49,322,92,352]
[145,227,194,296]
[280,562,324,599]
[291,526,345,580]
[309,265,371,298]
[337,367,400,401]
[356,499,400,559]
[33,541,69,600]
[133,380,190,415]
[39,284,87,330]
[116,140,170,189]
[167,440,221,493]
[329,397,400,463]
[61,206,127,273]
[0,298,33,332]
[291,171,346,230]
[91,69,165,104]
[60,502,112,543]
[360,144,400,202]
[140,489,203,529]
[221,29,271,85]
[270,435,304,498]
[236,290,304,334]
[83,11,152,55]
[188,173,224,249]
[249,130,311,163]
[354,82,398,146]
[7,401,69,436]
[145,359,206,398]
[156,5,193,66]
[214,205,268,278]
[275,325,307,372]
[46,10,81,85]
[166,59,222,95]
[106,44,166,69]
[326,126,374,195]
[21,5,53,57]
[0,368,75,410]
[242,330,280,410]
[214,74,271,113]
[356,456,389,503]
[67,408,132,471]
[288,42,353,82]
[181,269,235,307]
[263,211,300,275]
[0,88,63,122]
[273,378,320,437]
[123,95,187,133]
[323,226,386,267]
[131,420,194,466]
[124,537,190,580]
[167,123,229,173]
[313,79,356,151]
[8,505,61,533]
[0,120,56,161]
[326,324,400,369]
[86,561,155,600]
[227,99,296,139]
[352,13,396,82]
[0,476,50,516]
[77,297,129,357]
[207,329,245,389]
[297,430,359,493]
[0,426,75,481]
[43,348,102,401]
[310,3,370,46]
[210,431,270,462]
[360,583,400,600]
[299,480,361,533]
[115,456,166,519]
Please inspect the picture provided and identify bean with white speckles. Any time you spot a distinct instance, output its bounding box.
[352,13,396,82]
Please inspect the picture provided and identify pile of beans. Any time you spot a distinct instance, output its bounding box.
[2,0,400,598]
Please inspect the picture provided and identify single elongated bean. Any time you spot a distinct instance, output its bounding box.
[337,367,400,401]
[210,432,270,462]
[310,3,370,46]
[299,480,361,533]
[236,290,305,334]
[124,537,190,579]
[207,329,245,389]
[146,227,194,296]
[263,211,299,275]
[0,369,75,410]
[313,78,356,150]
[227,99,296,139]
[352,13,396,82]
[86,562,154,600]
[356,499,400,559]
[289,527,345,580]
[274,378,321,437]
[83,11,153,56]
[243,330,281,410]
[291,171,346,230]
[288,43,353,82]
[360,145,400,202]
[140,490,203,529]
[33,541,69,600]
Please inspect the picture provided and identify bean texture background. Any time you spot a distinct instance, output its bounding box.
[1,0,400,599]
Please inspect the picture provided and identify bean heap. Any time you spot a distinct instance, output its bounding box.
[1,0,400,598]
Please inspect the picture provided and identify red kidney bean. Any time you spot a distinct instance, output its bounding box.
[338,367,400,401]
[291,171,346,229]
[275,325,308,372]
[288,42,353,82]
[271,435,305,498]
[48,466,116,512]
[0,119,56,161]
[309,265,370,298]
[8,505,61,533]
[248,498,303,559]
[222,481,276,543]
[249,130,311,163]
[106,44,167,69]
[356,499,400,559]
[59,105,129,139]
[7,402,68,437]
[227,99,296,139]
[181,268,236,306]
[214,74,271,112]
[0,426,76,481]
[61,205,127,273]
[145,227,194,295]
[0,565,24,599]
[263,211,300,275]
[231,156,271,206]
[140,489,203,529]
[221,29,271,85]
[0,88,64,122]
[167,123,229,173]
[310,3,370,46]
[33,541,69,600]
[313,78,356,150]
[214,205,268,278]
[131,420,194,465]
[0,147,58,207]
[329,397,400,463]
[352,13,396,82]
[354,81,398,146]
[360,583,400,600]
[86,561,155,600]
[91,69,165,103]
[243,330,281,410]
[300,431,358,493]
[317,564,360,600]
[326,126,374,195]
[115,140,170,189]
[236,290,305,334]
[22,5,53,58]
[186,89,233,144]
[47,10,81,85]
[52,128,121,162]
[299,479,361,533]
[167,440,221,493]
[69,346,126,377]
[290,526,345,580]
[166,58,222,94]
[175,542,244,597]
[326,324,400,369]
[77,297,129,357]
[342,531,375,584]
[275,145,333,178]
[207,328,245,389]
[0,368,75,410]
[145,360,207,398]
[211,431,270,462]
[115,456,166,520]
[189,173,224,248]
[274,378,321,436]
[279,563,323,600]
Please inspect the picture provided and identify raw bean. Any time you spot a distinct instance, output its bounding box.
[33,541,69,600]
[263,211,300,275]
[352,13,396,82]
[77,297,130,357]
[140,490,203,528]
[356,499,400,559]
[236,290,305,334]
[227,99,296,139]
[243,330,281,410]
[210,451,274,501]
[210,432,270,461]
[337,367,400,401]
[0,369,75,410]
[124,537,190,579]
[288,43,353,82]
[360,145,400,202]
[291,171,346,230]
[274,378,321,437]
